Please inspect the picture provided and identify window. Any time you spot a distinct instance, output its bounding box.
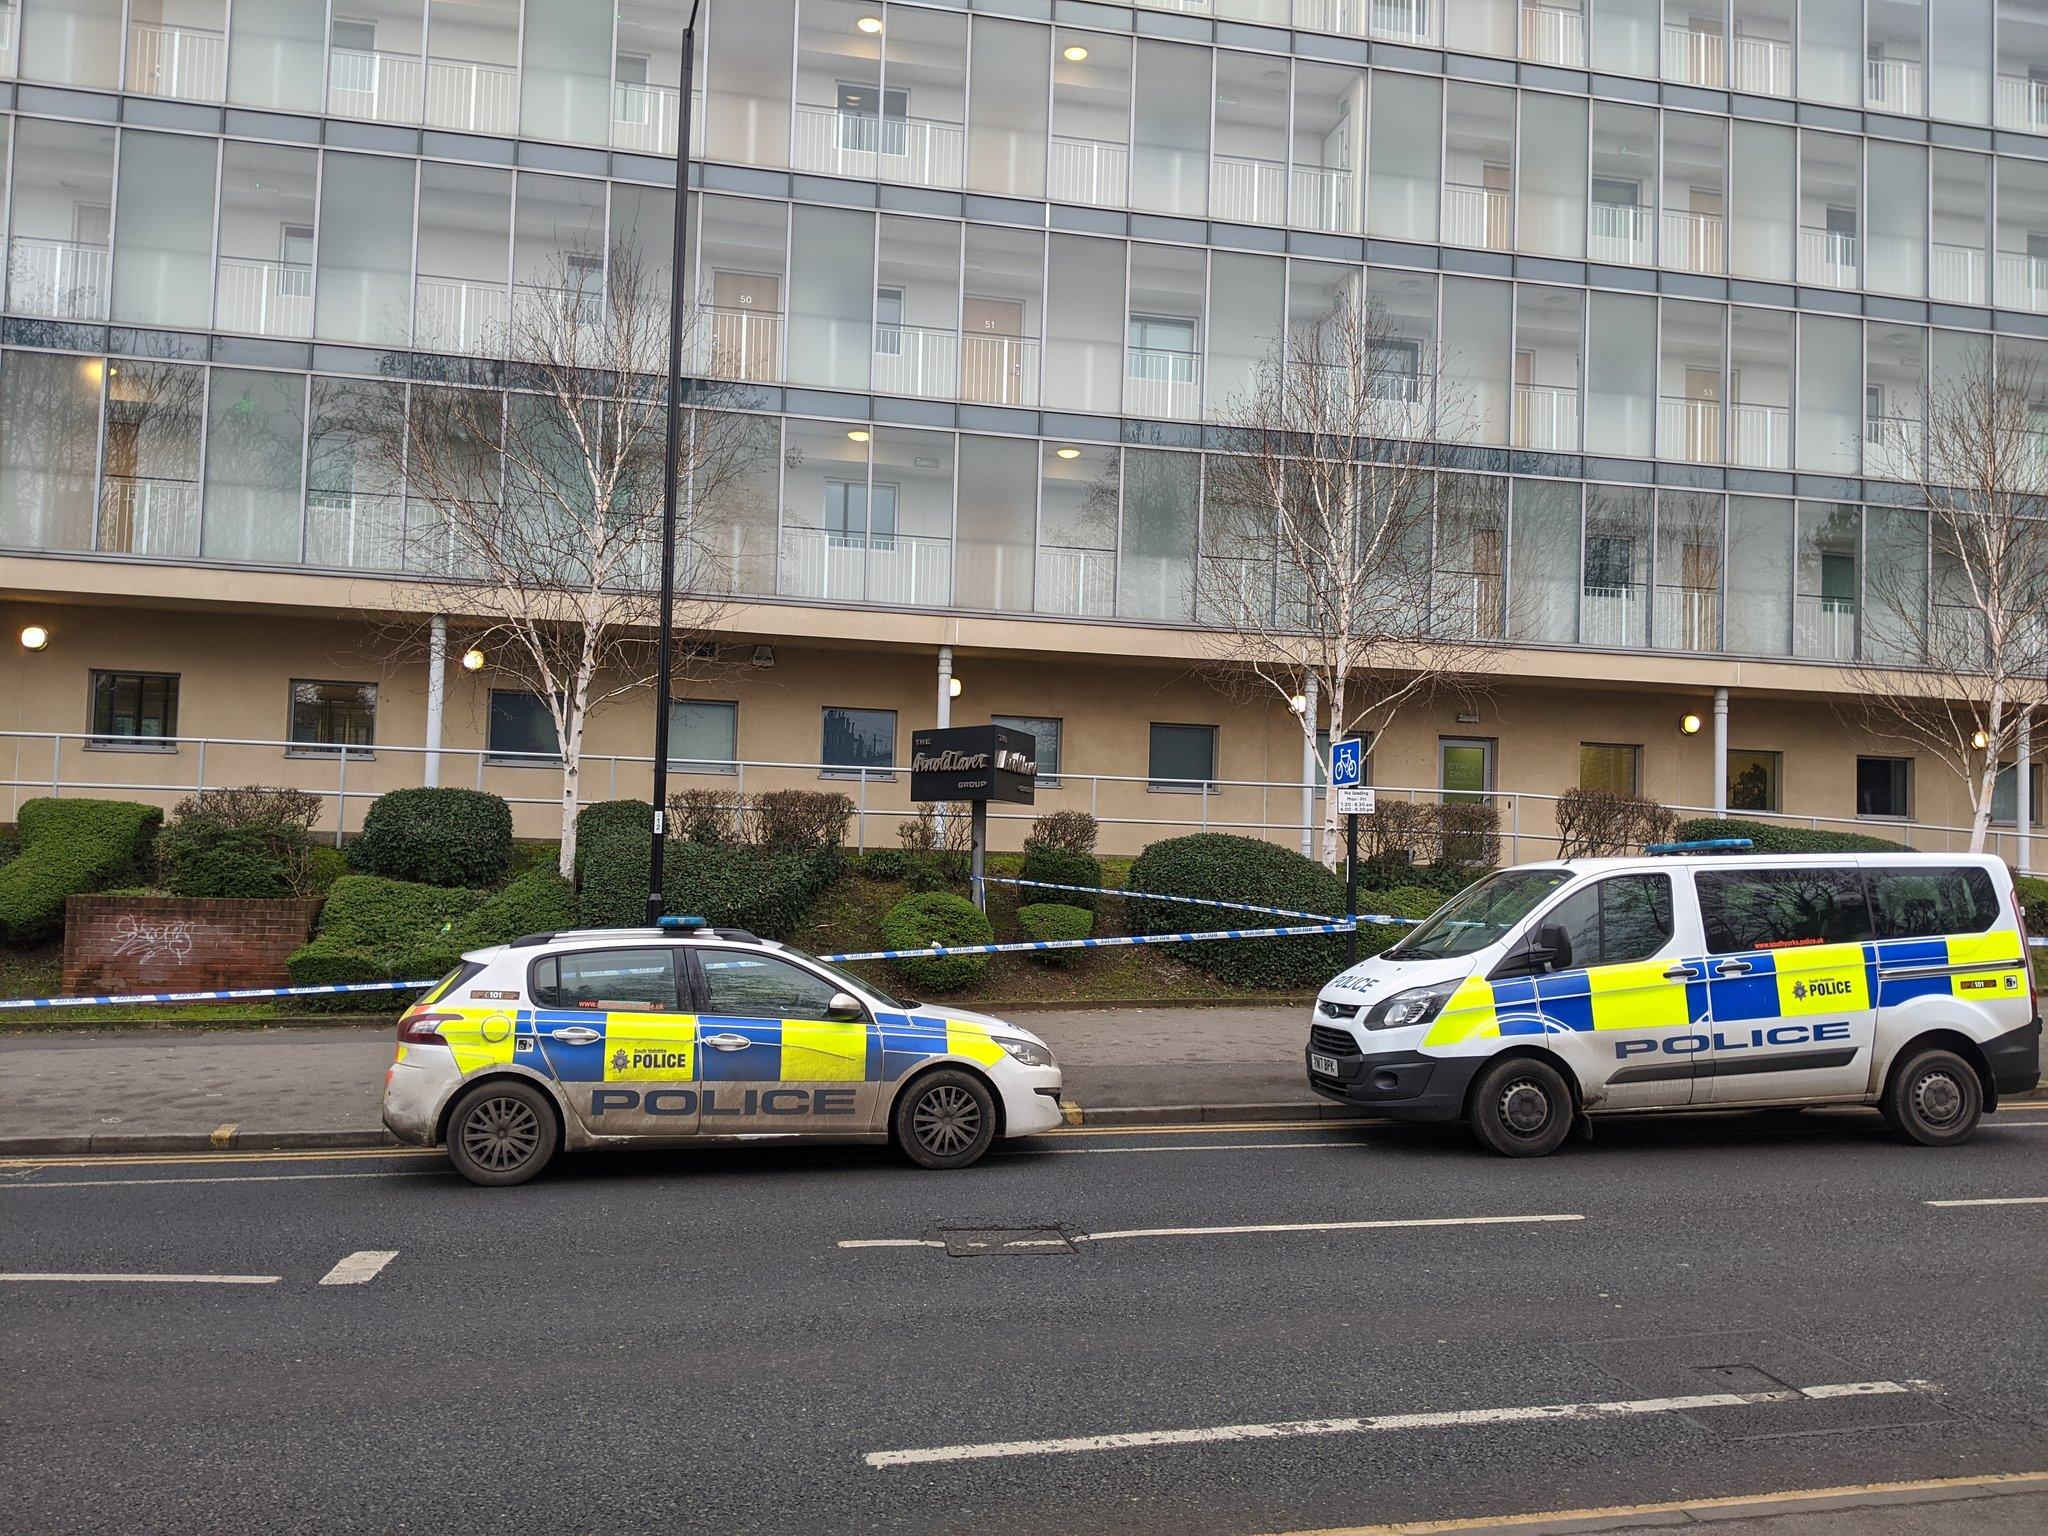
[1696,867,1873,954]
[1534,873,1676,970]
[1583,534,1634,594]
[875,285,904,356]
[1367,337,1423,402]
[670,700,737,773]
[1440,738,1495,800]
[1579,744,1641,794]
[823,479,898,547]
[696,950,847,1019]
[1148,723,1217,791]
[89,671,179,747]
[1866,866,2001,940]
[991,715,1062,787]
[488,690,559,764]
[1727,749,1781,813]
[289,680,376,753]
[822,706,896,776]
[530,948,679,1012]
[1128,315,1198,383]
[1992,763,2047,827]
[1856,756,1910,819]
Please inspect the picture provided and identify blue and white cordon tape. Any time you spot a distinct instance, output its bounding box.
[0,978,436,1012]
[985,875,1346,923]
[818,920,1356,964]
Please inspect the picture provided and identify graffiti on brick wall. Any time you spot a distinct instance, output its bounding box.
[109,916,197,972]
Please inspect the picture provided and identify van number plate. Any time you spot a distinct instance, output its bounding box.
[1309,1052,1340,1077]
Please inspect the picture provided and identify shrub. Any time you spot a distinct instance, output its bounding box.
[860,848,911,881]
[348,787,512,888]
[1671,816,1909,854]
[752,789,854,851]
[304,843,350,894]
[1354,883,1447,956]
[1435,800,1500,870]
[1016,902,1092,966]
[571,799,653,925]
[157,823,295,899]
[0,798,163,946]
[177,786,323,833]
[506,839,563,879]
[2016,875,2048,937]
[897,807,971,884]
[572,799,838,939]
[882,891,994,993]
[669,787,744,846]
[1355,799,1499,868]
[1018,845,1102,912]
[406,866,578,973]
[1555,788,1679,858]
[285,874,486,1000]
[1023,810,1099,856]
[1126,833,1349,988]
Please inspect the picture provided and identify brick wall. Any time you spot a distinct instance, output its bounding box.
[63,895,324,995]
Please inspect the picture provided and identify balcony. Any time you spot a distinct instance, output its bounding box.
[871,322,958,400]
[1512,383,1579,452]
[415,275,509,355]
[1996,251,2048,314]
[1366,0,1436,46]
[961,332,1038,407]
[779,527,952,608]
[305,490,406,572]
[1865,415,1924,481]
[1211,156,1286,227]
[216,256,313,339]
[424,56,518,136]
[1520,4,1582,66]
[1579,586,1638,648]
[1589,202,1652,265]
[792,105,963,189]
[1659,396,1722,464]
[1037,545,1117,618]
[6,236,109,321]
[1290,165,1356,234]
[127,19,225,101]
[1799,227,1859,289]
[1662,209,1724,275]
[1932,243,1988,305]
[1654,586,1719,651]
[1663,25,1724,88]
[97,476,199,558]
[1866,57,1923,115]
[329,47,424,123]
[1443,182,1511,251]
[1796,596,1857,660]
[0,4,14,75]
[611,81,683,154]
[1433,573,1505,641]
[1731,402,1790,470]
[1049,135,1129,208]
[700,304,782,383]
[1125,348,1201,419]
[1732,35,1792,96]
[1997,74,2048,134]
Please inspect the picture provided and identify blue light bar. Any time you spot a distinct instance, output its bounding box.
[656,915,708,930]
[1645,838,1755,855]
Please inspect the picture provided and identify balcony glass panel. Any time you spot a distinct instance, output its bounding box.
[1291,61,1364,235]
[698,196,788,384]
[1442,84,1513,252]
[1996,156,2048,314]
[1518,92,1585,259]
[1725,496,1792,655]
[1728,307,1792,470]
[1131,39,1210,216]
[609,183,675,374]
[1589,0,1656,76]
[126,0,227,102]
[1518,2,1584,66]
[415,162,512,356]
[215,141,316,340]
[1797,131,1861,290]
[1932,150,1991,305]
[1654,490,1722,652]
[966,15,1047,200]
[1367,0,1439,46]
[1660,112,1725,276]
[1729,120,1793,282]
[1586,291,1654,457]
[1050,30,1130,208]
[959,225,1042,408]
[97,359,203,560]
[1442,276,1511,446]
[1862,504,1927,664]
[705,0,792,166]
[327,0,425,125]
[306,377,406,572]
[1997,0,2048,132]
[1795,502,1860,662]
[955,435,1035,612]
[1364,265,1437,437]
[227,0,326,113]
[1206,251,1283,420]
[874,215,959,402]
[1657,299,1724,464]
[111,130,216,332]
[1661,2,1724,88]
[1127,246,1205,421]
[520,0,609,144]
[787,205,876,392]
[879,4,965,190]
[202,368,305,564]
[1212,51,1289,227]
[426,0,519,136]
[1044,234,1125,415]
[611,1,683,153]
[779,417,873,605]
[1590,102,1655,265]
[511,171,606,348]
[6,119,114,323]
[866,427,954,608]
[1799,0,1861,107]
[1867,141,1926,298]
[1865,0,1926,115]
[1507,479,1579,645]
[1511,284,1583,453]
[1932,0,1992,124]
[1038,442,1117,619]
[1433,475,1506,640]
[1581,486,1650,648]
[1368,71,1440,242]
[21,0,119,89]
[0,351,101,552]
[1120,448,1198,621]
[794,0,884,179]
[315,152,416,347]
[1865,323,1926,483]
[1797,314,1863,476]
[695,413,780,597]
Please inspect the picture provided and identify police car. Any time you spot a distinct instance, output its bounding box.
[1308,842,2042,1155]
[382,917,1064,1185]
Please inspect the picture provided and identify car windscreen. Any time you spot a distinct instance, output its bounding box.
[1383,868,1574,961]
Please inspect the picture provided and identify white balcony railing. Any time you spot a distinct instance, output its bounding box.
[612,81,680,154]
[1932,242,1988,305]
[215,256,313,338]
[305,491,405,572]
[127,19,225,101]
[1866,57,1923,114]
[1433,573,1506,642]
[700,304,782,382]
[1519,4,1582,66]
[871,322,958,400]
[1211,156,1287,226]
[961,332,1038,407]
[779,528,952,608]
[424,56,517,135]
[792,105,963,188]
[329,47,424,123]
[1865,415,1924,481]
[1049,135,1129,208]
[1732,35,1793,96]
[1996,251,2048,314]
[1512,383,1579,452]
[1997,74,2048,134]
[1663,25,1724,87]
[1443,182,1511,251]
[415,275,509,354]
[1290,164,1356,233]
[1037,545,1117,618]
[1662,208,1724,274]
[1795,595,1857,660]
[1799,227,1859,288]
[1731,401,1790,470]
[0,4,15,75]
[6,236,109,321]
[1125,349,1201,419]
[1659,396,1723,464]
[1579,586,1637,648]
[1367,0,1436,45]
[1654,586,1719,651]
[1589,201,1652,264]
[97,477,199,558]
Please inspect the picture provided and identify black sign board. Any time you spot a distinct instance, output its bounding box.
[909,724,1038,805]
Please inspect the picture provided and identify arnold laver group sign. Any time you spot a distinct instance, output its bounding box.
[909,724,1038,805]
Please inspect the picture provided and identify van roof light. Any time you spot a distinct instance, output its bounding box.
[1644,838,1755,855]
[656,915,708,930]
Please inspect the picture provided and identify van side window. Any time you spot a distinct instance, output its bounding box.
[1866,866,2000,939]
[1696,868,1873,955]
[1542,873,1675,970]
[530,948,679,1012]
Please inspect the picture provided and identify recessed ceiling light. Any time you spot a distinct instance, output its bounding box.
[847,428,871,442]
[1055,445,1081,459]
[1063,44,1089,62]
[856,15,883,33]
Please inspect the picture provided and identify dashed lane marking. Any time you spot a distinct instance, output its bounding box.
[0,1271,280,1285]
[1925,1195,2048,1207]
[841,1212,1584,1250]
[318,1249,397,1285]
[0,1170,443,1190]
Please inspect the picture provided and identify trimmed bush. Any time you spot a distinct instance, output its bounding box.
[882,891,993,993]
[1018,845,1103,912]
[1016,901,1092,966]
[669,788,744,846]
[347,787,512,888]
[1555,788,1678,858]
[753,789,854,851]
[405,866,579,974]
[506,839,564,879]
[157,823,294,899]
[1023,810,1100,856]
[2015,875,2048,937]
[1672,816,1908,854]
[304,843,350,894]
[1355,883,1446,956]
[860,848,911,882]
[0,798,163,946]
[285,874,486,999]
[1126,833,1349,988]
[573,800,838,938]
[572,799,654,925]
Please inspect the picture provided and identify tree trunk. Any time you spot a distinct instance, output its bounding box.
[1319,673,1347,870]
[1970,685,2009,854]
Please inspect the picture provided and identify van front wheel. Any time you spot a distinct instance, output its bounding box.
[1884,1048,1983,1147]
[1468,1057,1574,1157]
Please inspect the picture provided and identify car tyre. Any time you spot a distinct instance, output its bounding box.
[447,1078,560,1186]
[1883,1048,1983,1147]
[893,1069,997,1170]
[1468,1057,1574,1158]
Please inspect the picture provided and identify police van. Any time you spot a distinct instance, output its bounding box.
[1308,843,2042,1155]
[382,918,1063,1185]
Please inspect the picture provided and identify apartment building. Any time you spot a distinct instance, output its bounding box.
[2,0,2048,858]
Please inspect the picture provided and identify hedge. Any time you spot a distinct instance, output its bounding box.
[347,787,513,888]
[1126,833,1349,988]
[2016,875,2048,938]
[1019,846,1102,912]
[1355,883,1447,957]
[573,799,838,938]
[157,822,295,900]
[405,866,578,975]
[1671,816,1909,854]
[882,891,993,993]
[285,874,486,998]
[0,798,164,945]
[1016,902,1092,966]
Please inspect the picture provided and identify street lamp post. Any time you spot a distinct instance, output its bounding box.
[648,0,706,925]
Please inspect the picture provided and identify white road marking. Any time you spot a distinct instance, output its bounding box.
[0,1170,442,1191]
[0,1271,279,1285]
[1925,1195,2048,1207]
[864,1380,1931,1468]
[841,1212,1582,1250]
[318,1249,397,1286]
[1020,1139,1372,1157]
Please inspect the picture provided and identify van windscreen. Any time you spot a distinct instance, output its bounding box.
[1384,868,1573,961]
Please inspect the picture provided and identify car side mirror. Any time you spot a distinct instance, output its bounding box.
[1536,924,1572,972]
[825,991,865,1021]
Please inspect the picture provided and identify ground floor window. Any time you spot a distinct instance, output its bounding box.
[822,706,896,776]
[488,691,559,764]
[991,714,1062,786]
[1578,742,1641,795]
[1149,723,1217,791]
[89,671,178,747]
[1727,748,1782,813]
[670,700,737,772]
[288,680,376,753]
[1992,762,2046,828]
[1855,756,1910,819]
[1439,738,1495,801]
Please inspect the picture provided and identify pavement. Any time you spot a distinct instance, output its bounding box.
[0,1004,1338,1152]
[3,1111,2046,1533]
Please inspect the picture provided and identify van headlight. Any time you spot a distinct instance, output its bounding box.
[994,1036,1055,1067]
[1363,981,1457,1031]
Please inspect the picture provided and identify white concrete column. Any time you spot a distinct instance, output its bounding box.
[936,645,953,728]
[424,614,447,789]
[1300,673,1319,858]
[2019,708,2033,875]
[1712,687,1729,815]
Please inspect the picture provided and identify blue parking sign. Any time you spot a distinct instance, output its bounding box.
[1329,737,1363,789]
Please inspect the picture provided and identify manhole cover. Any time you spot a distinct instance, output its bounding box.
[940,1226,1077,1257]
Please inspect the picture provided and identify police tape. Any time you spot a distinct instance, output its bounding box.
[0,978,436,1011]
[819,921,1358,964]
[984,876,1345,923]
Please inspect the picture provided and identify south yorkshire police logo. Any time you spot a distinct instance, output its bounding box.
[611,1048,629,1073]
[1791,981,1807,1000]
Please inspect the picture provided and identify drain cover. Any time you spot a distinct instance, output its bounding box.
[940,1226,1077,1257]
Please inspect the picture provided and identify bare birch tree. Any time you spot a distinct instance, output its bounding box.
[1846,350,2048,850]
[356,241,760,875]
[1198,291,1491,867]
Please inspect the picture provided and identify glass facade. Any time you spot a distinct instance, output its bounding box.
[2,1,2048,672]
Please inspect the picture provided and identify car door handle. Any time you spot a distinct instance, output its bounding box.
[703,1032,755,1051]
[1663,964,1703,981]
[550,1026,602,1045]
[1713,960,1754,977]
